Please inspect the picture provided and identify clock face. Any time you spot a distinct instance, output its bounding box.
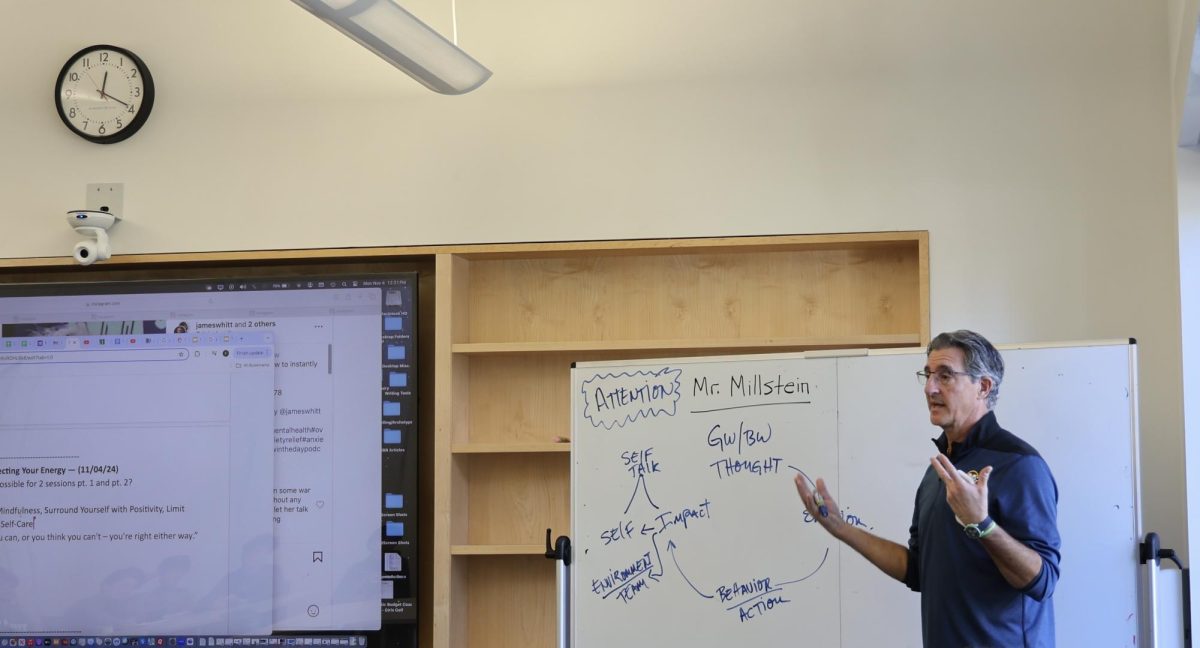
[55,45,155,144]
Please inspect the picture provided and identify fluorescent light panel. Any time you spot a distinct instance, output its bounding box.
[293,0,492,95]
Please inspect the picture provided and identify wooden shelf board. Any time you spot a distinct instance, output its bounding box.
[451,544,546,556]
[0,231,926,270]
[452,442,571,454]
[453,231,925,260]
[452,334,922,355]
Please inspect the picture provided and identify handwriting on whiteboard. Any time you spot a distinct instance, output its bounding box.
[582,368,683,429]
[586,415,836,623]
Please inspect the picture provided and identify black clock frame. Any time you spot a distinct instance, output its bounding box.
[54,44,155,144]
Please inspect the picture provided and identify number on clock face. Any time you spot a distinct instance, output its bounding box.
[55,45,154,144]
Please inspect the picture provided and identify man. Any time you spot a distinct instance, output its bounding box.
[795,329,1061,646]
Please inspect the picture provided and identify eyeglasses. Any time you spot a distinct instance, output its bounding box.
[915,369,973,387]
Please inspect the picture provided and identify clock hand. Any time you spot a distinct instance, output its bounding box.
[82,71,109,102]
[91,71,130,106]
[85,71,103,93]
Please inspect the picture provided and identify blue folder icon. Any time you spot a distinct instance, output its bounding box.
[388,372,408,388]
[383,429,402,444]
[384,317,404,331]
[383,401,401,417]
[385,493,404,509]
[387,345,406,360]
[385,522,405,537]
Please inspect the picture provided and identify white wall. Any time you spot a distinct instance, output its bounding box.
[0,1,1189,556]
[1181,146,1200,626]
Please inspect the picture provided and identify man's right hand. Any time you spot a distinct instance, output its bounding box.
[794,474,847,539]
[795,473,911,582]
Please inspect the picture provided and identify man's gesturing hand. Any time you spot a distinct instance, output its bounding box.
[794,474,847,538]
[930,453,992,525]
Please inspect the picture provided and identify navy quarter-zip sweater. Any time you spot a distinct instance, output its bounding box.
[903,411,1061,647]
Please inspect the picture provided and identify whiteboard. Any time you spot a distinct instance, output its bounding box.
[570,342,1141,647]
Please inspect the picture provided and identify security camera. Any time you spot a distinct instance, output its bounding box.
[67,209,119,265]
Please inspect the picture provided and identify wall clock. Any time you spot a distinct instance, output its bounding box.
[55,44,155,144]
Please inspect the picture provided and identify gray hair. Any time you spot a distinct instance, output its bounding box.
[927,330,1004,409]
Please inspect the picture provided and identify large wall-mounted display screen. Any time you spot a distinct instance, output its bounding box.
[0,274,418,645]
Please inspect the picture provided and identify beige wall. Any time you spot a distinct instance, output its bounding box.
[1181,146,1200,623]
[0,1,1189,555]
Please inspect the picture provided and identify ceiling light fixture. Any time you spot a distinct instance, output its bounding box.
[292,0,492,95]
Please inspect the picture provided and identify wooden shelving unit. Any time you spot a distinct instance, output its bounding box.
[432,232,929,648]
[450,333,920,355]
[451,443,571,454]
[450,544,546,556]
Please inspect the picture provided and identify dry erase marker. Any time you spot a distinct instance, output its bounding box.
[814,492,829,518]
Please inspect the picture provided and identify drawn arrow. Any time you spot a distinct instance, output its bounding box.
[721,548,834,612]
[668,540,714,599]
[623,472,661,515]
[787,464,816,490]
[775,547,831,587]
[641,523,655,536]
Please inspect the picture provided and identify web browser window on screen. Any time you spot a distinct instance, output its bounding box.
[0,274,418,641]
[0,333,275,635]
